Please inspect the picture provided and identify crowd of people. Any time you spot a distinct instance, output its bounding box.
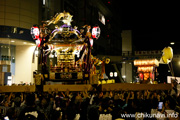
[0,83,179,120]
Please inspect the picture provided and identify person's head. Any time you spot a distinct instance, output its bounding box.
[25,93,35,106]
[4,102,8,107]
[51,110,62,120]
[144,90,148,96]
[11,93,16,99]
[151,98,159,109]
[164,95,177,110]
[41,98,48,108]
[109,91,113,98]
[99,92,103,98]
[6,107,16,119]
[131,99,138,109]
[14,97,21,107]
[171,79,178,87]
[88,105,99,120]
[151,91,157,99]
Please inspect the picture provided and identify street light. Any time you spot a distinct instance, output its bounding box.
[170,42,175,45]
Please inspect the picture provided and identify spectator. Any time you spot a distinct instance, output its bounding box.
[170,79,178,97]
[66,94,77,120]
[0,87,180,120]
[79,97,90,120]
[87,104,99,120]
[5,107,16,120]
[163,95,179,119]
[17,93,45,120]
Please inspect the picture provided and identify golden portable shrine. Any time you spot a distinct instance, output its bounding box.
[133,46,174,84]
[134,59,159,83]
[31,11,110,85]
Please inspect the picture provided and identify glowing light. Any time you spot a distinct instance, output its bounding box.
[138,66,154,72]
[110,72,113,77]
[7,80,12,86]
[122,75,126,78]
[43,0,45,5]
[114,72,117,77]
[134,59,159,66]
[74,50,80,58]
[98,12,105,25]
[90,38,93,47]
[59,27,63,31]
[55,52,57,57]
[170,42,175,45]
[35,50,38,55]
[49,54,54,58]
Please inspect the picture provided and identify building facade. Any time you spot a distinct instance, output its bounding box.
[0,0,39,85]
[0,0,123,85]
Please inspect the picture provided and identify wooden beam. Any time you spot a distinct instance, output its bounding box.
[101,83,172,91]
[0,83,172,93]
[43,84,92,92]
[0,85,35,93]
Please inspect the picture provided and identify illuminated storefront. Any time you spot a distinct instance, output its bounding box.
[0,36,37,85]
[0,0,39,85]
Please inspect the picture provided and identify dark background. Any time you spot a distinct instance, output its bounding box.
[119,1,180,81]
[121,1,180,51]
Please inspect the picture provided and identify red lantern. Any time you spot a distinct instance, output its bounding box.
[139,73,143,80]
[92,26,101,39]
[31,27,39,40]
[31,26,42,47]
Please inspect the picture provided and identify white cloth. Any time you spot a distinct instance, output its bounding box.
[89,95,94,105]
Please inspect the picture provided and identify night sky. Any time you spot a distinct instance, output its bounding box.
[119,1,180,79]
[121,1,180,51]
